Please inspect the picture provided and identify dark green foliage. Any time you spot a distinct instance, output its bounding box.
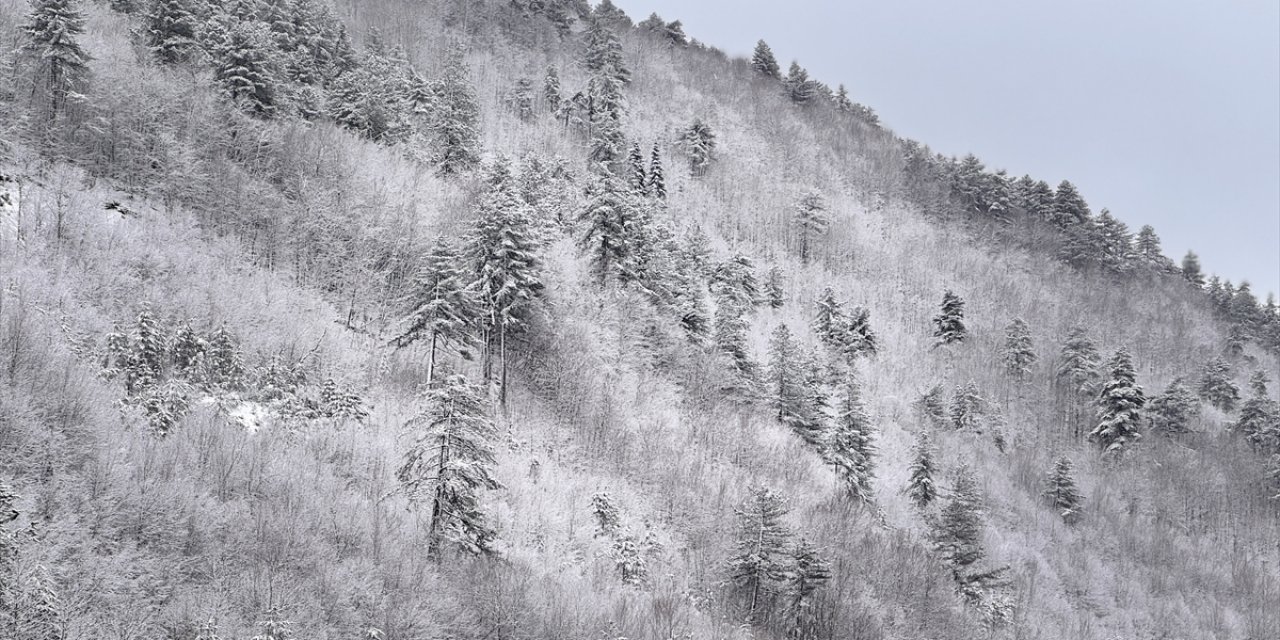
[627,142,646,192]
[394,238,476,382]
[1095,209,1135,273]
[1198,358,1240,412]
[680,119,716,176]
[751,40,780,79]
[212,20,277,117]
[825,375,876,503]
[1049,180,1090,229]
[781,538,832,638]
[646,142,666,199]
[1056,327,1101,397]
[794,191,828,265]
[1090,349,1145,454]
[577,174,647,285]
[930,466,1009,603]
[1181,251,1205,287]
[584,17,630,84]
[19,0,92,123]
[397,374,500,558]
[714,304,756,382]
[841,306,878,361]
[586,65,627,167]
[1043,456,1084,524]
[904,433,938,509]
[1134,225,1169,268]
[932,290,967,346]
[543,65,562,112]
[812,287,846,349]
[728,487,791,615]
[710,254,761,313]
[1146,377,1199,436]
[145,0,199,64]
[1002,318,1037,379]
[783,61,816,104]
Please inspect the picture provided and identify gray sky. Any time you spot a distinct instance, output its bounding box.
[613,0,1280,298]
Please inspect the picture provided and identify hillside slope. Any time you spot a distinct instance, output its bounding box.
[1,1,1277,640]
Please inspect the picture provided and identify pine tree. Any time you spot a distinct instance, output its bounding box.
[1146,377,1199,437]
[626,142,646,192]
[396,374,500,558]
[466,162,544,407]
[577,173,643,285]
[767,324,804,422]
[781,538,831,638]
[1198,358,1240,413]
[1043,456,1084,524]
[1090,349,1146,454]
[794,191,829,265]
[680,119,716,176]
[784,61,816,104]
[728,486,791,616]
[586,66,627,167]
[1235,371,1280,455]
[917,385,948,428]
[932,290,967,346]
[170,321,205,377]
[1134,225,1167,268]
[710,254,760,313]
[1180,251,1205,287]
[841,306,878,361]
[1049,180,1090,229]
[931,466,1008,602]
[751,40,780,79]
[543,65,562,112]
[1001,318,1037,380]
[430,48,482,175]
[584,17,630,84]
[1056,327,1102,397]
[812,287,847,349]
[904,433,938,509]
[825,375,876,503]
[1095,209,1135,273]
[951,381,984,430]
[764,266,785,309]
[663,20,688,47]
[18,0,92,123]
[394,238,476,384]
[714,305,755,382]
[203,324,244,390]
[507,77,535,122]
[145,0,199,64]
[834,84,853,112]
[212,21,277,117]
[646,142,666,199]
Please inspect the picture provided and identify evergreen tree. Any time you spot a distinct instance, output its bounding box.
[396,374,500,558]
[904,433,938,509]
[1095,209,1135,273]
[1049,180,1090,229]
[764,265,785,309]
[507,77,535,122]
[394,238,476,384]
[794,191,829,265]
[466,162,544,407]
[543,65,562,112]
[586,65,627,167]
[932,290,967,346]
[1001,318,1037,380]
[1180,251,1205,287]
[825,374,876,503]
[584,17,630,84]
[751,40,781,79]
[931,466,1008,602]
[1043,456,1084,524]
[781,538,832,638]
[1056,327,1102,397]
[430,48,482,175]
[204,324,245,390]
[767,324,804,424]
[1146,377,1199,437]
[1198,358,1240,412]
[950,381,984,430]
[728,487,791,616]
[1134,225,1167,267]
[627,142,646,192]
[18,0,92,123]
[783,61,816,104]
[1235,371,1280,455]
[812,287,846,349]
[145,0,199,64]
[646,142,666,199]
[841,306,878,361]
[212,21,277,117]
[1090,349,1146,454]
[170,321,205,377]
[1017,178,1055,219]
[834,84,853,112]
[577,173,643,285]
[710,254,761,313]
[917,385,948,428]
[713,304,756,382]
[663,20,688,47]
[680,119,716,176]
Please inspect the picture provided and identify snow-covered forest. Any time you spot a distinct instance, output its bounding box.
[1,1,1277,638]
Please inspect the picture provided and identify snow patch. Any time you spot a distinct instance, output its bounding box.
[227,401,270,433]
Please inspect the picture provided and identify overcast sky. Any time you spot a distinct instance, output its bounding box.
[613,0,1280,298]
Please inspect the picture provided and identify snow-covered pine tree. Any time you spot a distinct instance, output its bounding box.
[396,374,500,558]
[784,61,816,104]
[931,465,1009,603]
[1049,180,1090,229]
[507,77,535,122]
[841,306,878,361]
[917,384,948,428]
[825,374,876,503]
[586,64,627,168]
[1056,326,1102,424]
[646,142,667,199]
[1180,251,1206,287]
[751,40,780,79]
[680,119,716,176]
[393,237,476,384]
[812,287,847,349]
[1198,358,1240,413]
[429,48,482,175]
[794,191,829,265]
[767,324,804,422]
[203,324,244,390]
[1001,318,1037,380]
[145,0,199,64]
[543,65,562,113]
[1043,456,1084,524]
[1134,225,1168,268]
[584,17,630,84]
[663,20,688,47]
[1095,209,1135,274]
[1146,377,1199,437]
[212,21,277,117]
[577,173,643,285]
[904,433,938,509]
[710,254,761,313]
[764,265,785,309]
[728,486,791,616]
[714,305,756,382]
[834,84,853,112]
[19,0,92,123]
[169,321,205,378]
[627,142,646,192]
[951,381,984,430]
[1089,349,1146,454]
[781,537,832,638]
[1235,371,1280,455]
[932,290,968,346]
